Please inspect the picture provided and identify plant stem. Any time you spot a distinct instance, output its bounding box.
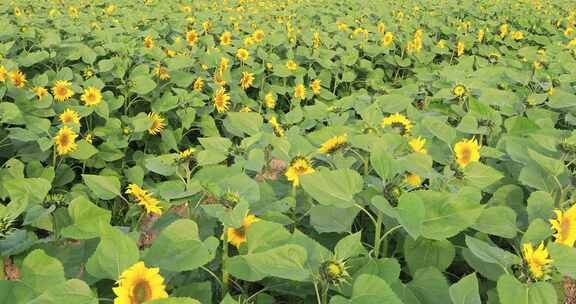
[321,282,329,304]
[373,213,383,258]
[221,230,230,299]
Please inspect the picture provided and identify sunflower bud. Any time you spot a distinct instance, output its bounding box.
[320,259,349,286]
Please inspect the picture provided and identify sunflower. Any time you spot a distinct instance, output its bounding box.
[186,30,198,45]
[294,84,306,100]
[286,60,298,71]
[213,88,231,113]
[52,80,74,102]
[382,32,394,47]
[178,147,194,159]
[457,41,465,57]
[202,21,211,33]
[147,112,165,135]
[80,87,102,106]
[499,24,509,39]
[220,31,232,46]
[32,86,49,100]
[454,138,480,168]
[565,27,574,37]
[153,65,170,80]
[409,137,427,154]
[239,106,252,112]
[0,66,6,82]
[378,22,386,33]
[319,259,349,286]
[312,32,321,48]
[252,29,265,43]
[511,31,524,40]
[452,84,467,97]
[405,173,422,187]
[14,7,22,17]
[285,156,315,187]
[218,57,230,74]
[244,36,255,47]
[54,126,78,155]
[9,70,27,88]
[268,116,284,137]
[240,71,254,90]
[311,79,321,95]
[227,214,259,248]
[236,48,249,62]
[381,113,413,136]
[112,261,168,304]
[477,29,485,42]
[59,108,80,124]
[193,77,204,92]
[126,184,149,202]
[125,184,163,215]
[143,35,154,49]
[522,242,552,279]
[264,92,276,109]
[437,39,446,48]
[549,204,576,247]
[319,134,347,154]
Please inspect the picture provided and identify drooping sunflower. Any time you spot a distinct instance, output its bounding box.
[143,35,154,49]
[319,134,347,154]
[186,30,198,45]
[311,79,321,95]
[52,80,74,102]
[54,126,78,155]
[59,108,80,125]
[147,112,165,135]
[9,70,26,88]
[454,138,480,168]
[522,242,552,279]
[0,65,6,82]
[227,214,259,248]
[286,60,298,71]
[213,87,231,113]
[294,84,306,100]
[285,156,315,187]
[220,31,232,46]
[382,32,394,47]
[264,92,276,109]
[193,77,204,92]
[126,184,149,202]
[236,48,249,62]
[125,184,163,215]
[405,173,422,187]
[32,86,49,100]
[549,204,576,247]
[452,84,467,97]
[80,87,102,106]
[112,261,168,304]
[409,137,427,154]
[240,71,255,90]
[381,113,413,136]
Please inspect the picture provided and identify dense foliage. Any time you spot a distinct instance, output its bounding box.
[0,0,576,303]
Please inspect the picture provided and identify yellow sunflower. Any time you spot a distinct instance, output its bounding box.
[126,184,150,202]
[378,22,385,33]
[52,80,74,102]
[59,108,80,124]
[147,112,165,135]
[457,41,465,57]
[311,79,321,95]
[264,92,276,109]
[452,84,467,97]
[143,35,154,49]
[312,32,321,48]
[112,261,168,304]
[294,84,306,100]
[179,147,195,159]
[213,87,231,113]
[220,31,232,46]
[382,32,394,47]
[285,156,315,187]
[125,184,163,215]
[153,65,170,80]
[9,70,26,88]
[522,242,552,279]
[454,138,480,168]
[511,31,524,40]
[236,48,249,62]
[218,57,230,74]
[54,126,78,155]
[186,30,198,45]
[80,87,102,106]
[381,113,413,136]
[268,116,284,137]
[0,66,6,82]
[549,204,576,247]
[227,214,259,248]
[409,137,427,154]
[202,21,211,33]
[252,30,265,43]
[286,60,298,71]
[240,71,255,90]
[319,134,347,154]
[405,173,422,187]
[32,86,49,100]
[193,77,204,92]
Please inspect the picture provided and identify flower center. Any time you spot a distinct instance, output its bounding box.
[390,122,407,135]
[131,280,152,304]
[460,147,471,163]
[59,134,70,146]
[559,217,571,242]
[57,86,68,96]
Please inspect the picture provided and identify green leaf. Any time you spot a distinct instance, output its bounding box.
[463,162,504,189]
[370,144,396,180]
[408,267,451,304]
[300,169,363,208]
[396,192,425,239]
[82,174,121,200]
[548,243,576,279]
[0,280,35,304]
[147,298,201,304]
[131,112,153,132]
[28,279,98,304]
[69,140,98,160]
[309,205,359,233]
[4,177,51,206]
[472,206,517,238]
[144,219,215,272]
[86,226,139,280]
[225,112,263,136]
[422,116,456,144]
[145,154,179,176]
[334,232,366,260]
[376,94,411,113]
[351,274,403,303]
[449,273,481,304]
[21,249,66,294]
[61,196,111,239]
[131,76,157,95]
[465,236,521,270]
[526,191,554,222]
[404,238,455,274]
[527,149,564,176]
[497,274,557,304]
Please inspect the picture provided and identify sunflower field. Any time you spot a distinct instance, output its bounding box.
[1,0,576,303]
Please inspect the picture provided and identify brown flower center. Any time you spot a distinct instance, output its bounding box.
[58,133,70,146]
[131,280,152,304]
[460,147,471,163]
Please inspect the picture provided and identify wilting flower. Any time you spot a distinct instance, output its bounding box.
[285,156,315,187]
[147,112,165,135]
[9,70,26,88]
[319,134,347,154]
[186,30,198,45]
[236,48,249,62]
[294,84,306,100]
[549,204,576,247]
[80,87,102,106]
[143,35,154,49]
[409,137,427,154]
[213,87,231,113]
[54,126,78,155]
[311,79,321,95]
[454,138,480,168]
[125,184,163,215]
[112,262,168,304]
[240,71,255,90]
[522,242,552,279]
[220,31,232,46]
[286,60,298,71]
[227,214,259,248]
[52,80,74,102]
[381,113,413,136]
[453,84,468,97]
[32,86,49,100]
[264,92,276,109]
[59,108,80,124]
[193,77,204,92]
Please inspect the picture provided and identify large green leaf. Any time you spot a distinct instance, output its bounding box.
[449,273,481,304]
[300,169,363,208]
[61,196,111,239]
[548,243,576,279]
[28,279,98,304]
[21,249,66,294]
[497,274,557,304]
[82,174,121,200]
[86,226,139,280]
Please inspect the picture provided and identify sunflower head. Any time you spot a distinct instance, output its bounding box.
[213,87,231,113]
[54,126,78,155]
[186,30,198,45]
[52,80,74,102]
[193,77,204,92]
[179,147,195,159]
[381,113,413,136]
[147,112,165,135]
[454,138,480,168]
[456,41,465,56]
[285,156,315,187]
[144,35,154,49]
[294,84,306,100]
[220,31,232,46]
[32,86,49,100]
[382,32,394,47]
[0,65,6,82]
[59,108,80,125]
[453,84,467,98]
[522,242,552,280]
[549,204,576,247]
[319,134,348,154]
[320,259,349,286]
[153,65,170,80]
[227,214,259,248]
[221,191,241,208]
[405,173,422,187]
[286,60,298,71]
[264,92,276,109]
[80,87,102,106]
[9,70,27,88]
[252,29,265,42]
[240,71,255,90]
[113,262,168,304]
[236,48,249,62]
[311,79,321,95]
[409,136,427,154]
[268,116,284,137]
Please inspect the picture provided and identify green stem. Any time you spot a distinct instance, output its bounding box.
[221,230,230,299]
[321,282,329,304]
[373,213,383,258]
